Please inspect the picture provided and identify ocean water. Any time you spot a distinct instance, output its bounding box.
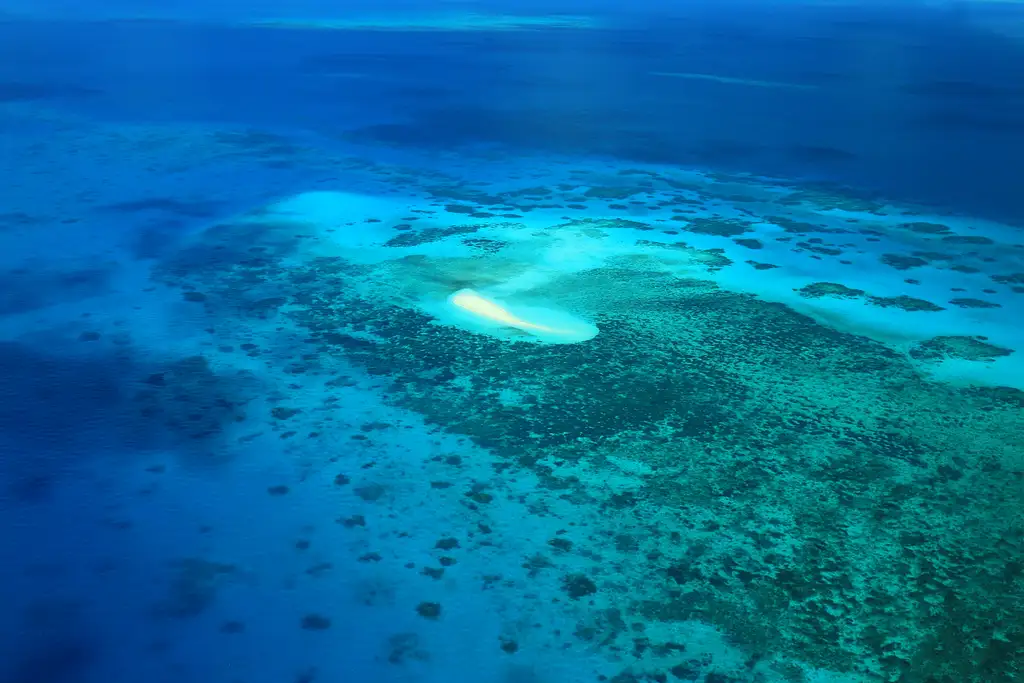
[1,1,1023,682]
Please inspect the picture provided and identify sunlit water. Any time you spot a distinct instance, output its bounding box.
[1,2,1022,683]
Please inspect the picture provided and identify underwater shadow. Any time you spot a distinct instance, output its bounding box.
[0,339,260,501]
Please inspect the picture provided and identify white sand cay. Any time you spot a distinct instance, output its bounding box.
[439,287,599,344]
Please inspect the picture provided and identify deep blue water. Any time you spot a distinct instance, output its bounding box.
[1,2,1023,683]
[3,3,1024,220]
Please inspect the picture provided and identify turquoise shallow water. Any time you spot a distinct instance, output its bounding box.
[1,3,1023,683]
